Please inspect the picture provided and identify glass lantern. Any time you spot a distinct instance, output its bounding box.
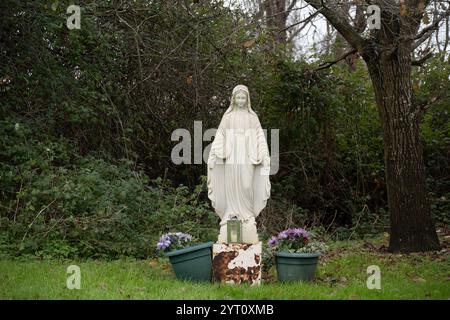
[227,215,242,244]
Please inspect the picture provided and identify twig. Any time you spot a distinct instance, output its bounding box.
[412,51,434,66]
[406,6,450,42]
[314,49,358,71]
[347,205,368,241]
[21,199,57,242]
[14,181,23,222]
[325,210,338,233]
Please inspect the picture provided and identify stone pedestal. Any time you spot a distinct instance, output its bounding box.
[212,242,262,285]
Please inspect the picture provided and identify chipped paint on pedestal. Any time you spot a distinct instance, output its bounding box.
[212,242,262,285]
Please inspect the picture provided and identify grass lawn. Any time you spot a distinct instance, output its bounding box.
[0,237,449,299]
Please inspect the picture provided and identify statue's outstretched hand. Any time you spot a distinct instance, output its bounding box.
[261,156,271,176]
[208,154,216,169]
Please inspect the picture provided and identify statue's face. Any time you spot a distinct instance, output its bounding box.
[234,92,247,109]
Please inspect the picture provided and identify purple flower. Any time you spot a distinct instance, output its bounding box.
[156,232,194,252]
[156,242,164,250]
[278,231,289,239]
[268,236,278,247]
[269,227,312,250]
[177,232,193,242]
[156,241,166,250]
[292,228,310,240]
[156,235,171,250]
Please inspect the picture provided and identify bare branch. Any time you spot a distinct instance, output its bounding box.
[417,7,450,39]
[404,4,450,43]
[287,11,322,42]
[314,49,358,71]
[287,0,298,14]
[412,51,433,65]
[302,0,366,52]
[282,8,321,32]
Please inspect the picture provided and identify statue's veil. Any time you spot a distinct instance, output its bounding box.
[224,84,257,116]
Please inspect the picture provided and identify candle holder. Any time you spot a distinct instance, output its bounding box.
[226,215,242,244]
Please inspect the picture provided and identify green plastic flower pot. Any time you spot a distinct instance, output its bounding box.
[275,252,321,282]
[164,241,213,282]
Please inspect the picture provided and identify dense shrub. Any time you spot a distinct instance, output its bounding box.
[416,53,450,225]
[0,117,217,259]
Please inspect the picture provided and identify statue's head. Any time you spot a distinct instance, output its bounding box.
[233,91,248,110]
[228,84,255,115]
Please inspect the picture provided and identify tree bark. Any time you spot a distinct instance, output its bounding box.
[264,0,290,46]
[364,44,440,252]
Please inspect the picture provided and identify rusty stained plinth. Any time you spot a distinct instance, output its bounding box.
[212,242,262,285]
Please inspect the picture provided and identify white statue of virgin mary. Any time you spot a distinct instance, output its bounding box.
[207,84,271,244]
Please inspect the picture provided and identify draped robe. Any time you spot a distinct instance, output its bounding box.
[207,108,271,244]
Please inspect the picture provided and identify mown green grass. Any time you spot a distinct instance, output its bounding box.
[0,238,448,299]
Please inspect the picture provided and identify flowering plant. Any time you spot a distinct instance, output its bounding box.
[156,232,196,252]
[267,228,328,254]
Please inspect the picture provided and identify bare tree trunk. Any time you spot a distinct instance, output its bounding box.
[264,0,287,45]
[264,0,299,47]
[364,44,440,252]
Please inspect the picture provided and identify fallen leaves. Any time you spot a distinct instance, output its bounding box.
[149,260,159,268]
[412,277,427,283]
[243,39,256,48]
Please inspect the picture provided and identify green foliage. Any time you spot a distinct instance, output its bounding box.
[415,52,450,225]
[251,58,389,235]
[0,117,217,259]
[0,0,448,259]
